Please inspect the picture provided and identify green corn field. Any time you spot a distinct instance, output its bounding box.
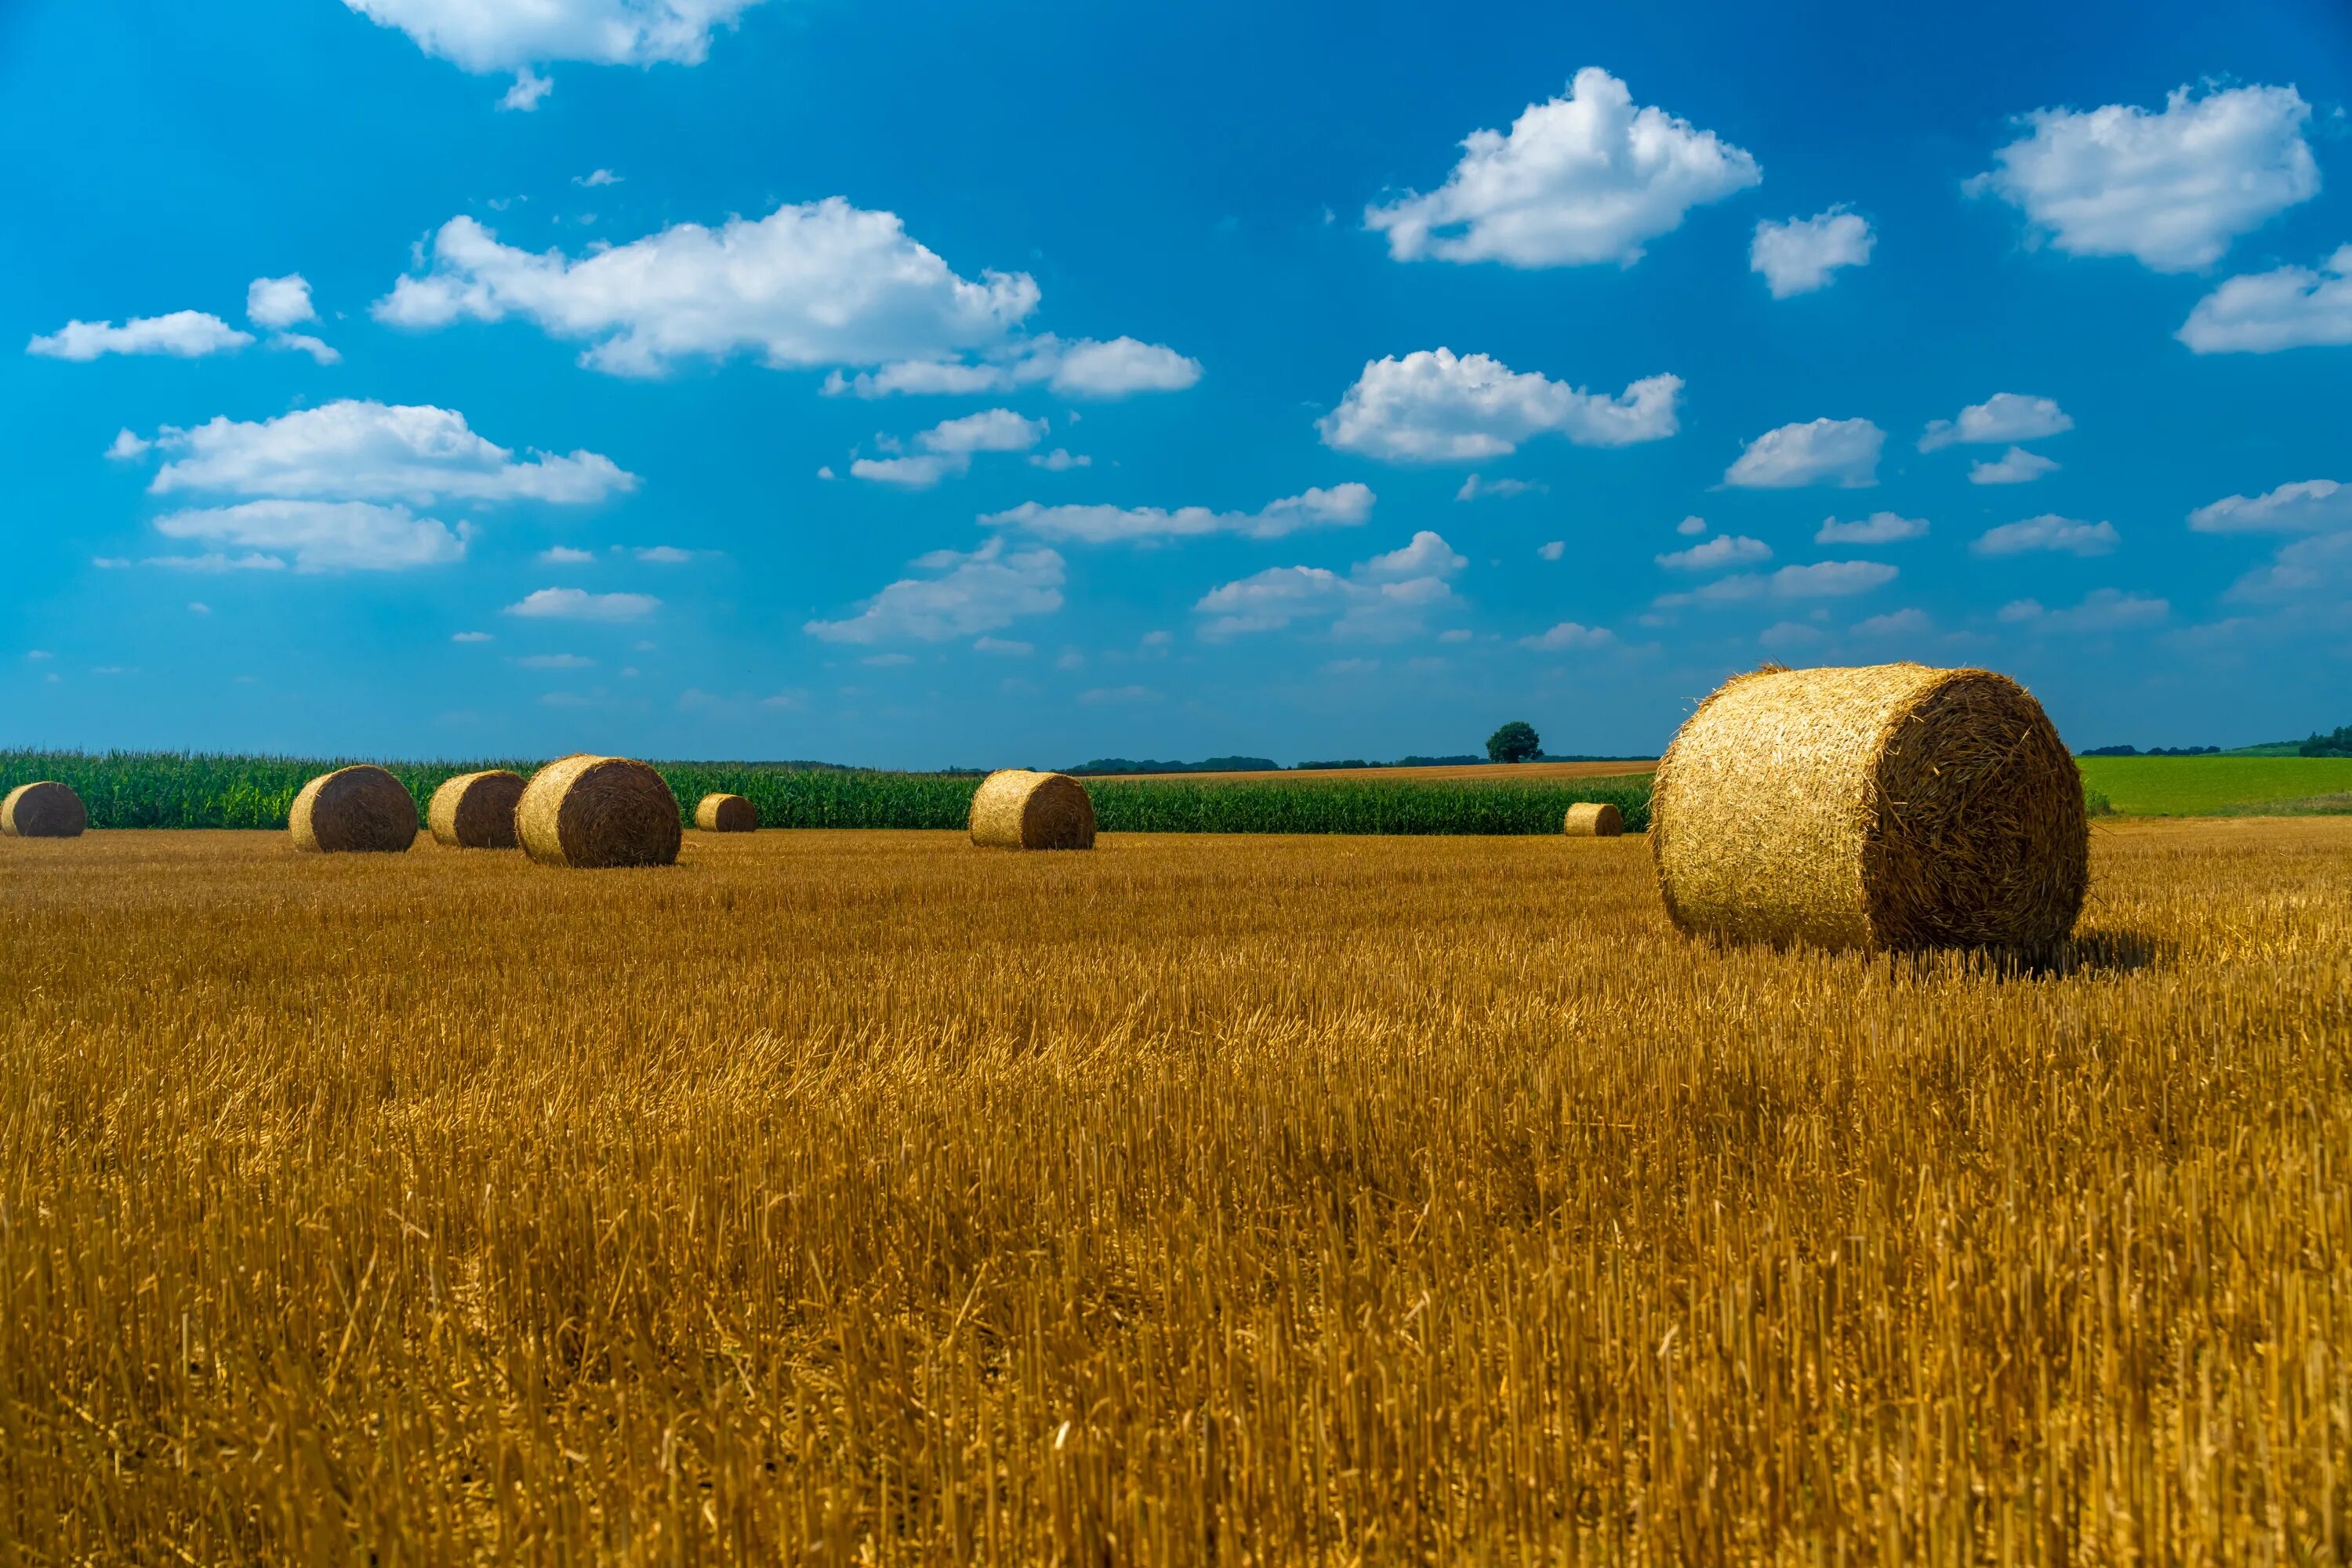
[0,750,1653,836]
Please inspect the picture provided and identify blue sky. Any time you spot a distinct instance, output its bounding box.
[5,0,2350,766]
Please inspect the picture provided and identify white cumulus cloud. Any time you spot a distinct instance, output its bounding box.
[27,311,253,361]
[132,400,633,505]
[1851,608,1931,637]
[1195,531,1465,639]
[1724,418,1882,488]
[823,334,1201,400]
[1456,474,1544,501]
[1972,514,2118,556]
[1750,208,1873,297]
[2227,530,2352,603]
[1968,82,2318,271]
[375,204,1042,378]
[246,274,318,329]
[1366,67,1759,267]
[984,483,1374,544]
[850,408,1047,488]
[151,500,467,572]
[500,66,554,111]
[344,0,764,69]
[1661,560,1896,606]
[806,536,1064,644]
[1999,589,2168,631]
[1519,621,1615,651]
[1357,529,1467,582]
[2189,478,2351,533]
[2178,246,2352,354]
[505,587,660,622]
[1656,534,1769,571]
[1918,392,2072,451]
[1969,447,2060,485]
[268,332,342,365]
[1319,347,1679,461]
[1816,511,1927,544]
[343,0,764,107]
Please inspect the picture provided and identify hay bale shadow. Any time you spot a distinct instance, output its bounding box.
[1904,926,2170,982]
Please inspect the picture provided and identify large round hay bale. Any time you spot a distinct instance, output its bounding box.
[1562,801,1624,837]
[289,765,417,854]
[517,755,681,869]
[2,781,86,838]
[1650,662,2086,951]
[426,769,526,849]
[969,769,1096,850]
[695,793,757,833]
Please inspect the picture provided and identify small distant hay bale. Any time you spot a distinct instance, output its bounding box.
[695,793,758,833]
[1562,801,1624,837]
[517,755,682,869]
[427,769,526,849]
[1650,662,2086,951]
[2,781,86,838]
[969,769,1096,851]
[289,765,417,854]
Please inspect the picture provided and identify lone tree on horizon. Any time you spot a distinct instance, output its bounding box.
[1486,720,1541,764]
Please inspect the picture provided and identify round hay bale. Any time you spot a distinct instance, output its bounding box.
[517,755,682,869]
[1650,662,2086,951]
[426,769,527,849]
[968,769,1096,851]
[1562,801,1624,837]
[289,765,417,854]
[695,793,758,833]
[2,781,87,838]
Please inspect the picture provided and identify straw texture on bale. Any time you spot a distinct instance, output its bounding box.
[695,793,758,833]
[1562,801,1624,837]
[289,766,417,854]
[426,770,526,849]
[517,755,682,869]
[2,781,86,838]
[969,769,1097,851]
[1650,662,2087,951]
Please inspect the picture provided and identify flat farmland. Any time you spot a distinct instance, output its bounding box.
[2074,754,2352,815]
[2,822,2347,1561]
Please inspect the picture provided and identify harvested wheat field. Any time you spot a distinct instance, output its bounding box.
[2,820,2347,1562]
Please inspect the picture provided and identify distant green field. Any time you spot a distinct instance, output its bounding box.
[2075,756,2352,816]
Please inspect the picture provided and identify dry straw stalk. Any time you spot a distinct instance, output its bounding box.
[969,769,1097,850]
[1562,802,1624,837]
[1650,662,2086,950]
[427,770,526,849]
[2,781,86,839]
[695,793,758,833]
[517,755,682,869]
[289,766,417,854]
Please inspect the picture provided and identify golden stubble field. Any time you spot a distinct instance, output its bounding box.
[2,821,2347,1564]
